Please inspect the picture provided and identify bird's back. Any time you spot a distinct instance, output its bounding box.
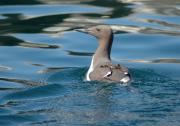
[89,62,130,83]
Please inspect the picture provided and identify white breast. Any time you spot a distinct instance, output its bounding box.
[86,56,94,81]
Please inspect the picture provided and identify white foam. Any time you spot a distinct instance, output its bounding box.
[120,76,130,83]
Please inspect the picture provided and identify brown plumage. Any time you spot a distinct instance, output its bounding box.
[76,25,131,83]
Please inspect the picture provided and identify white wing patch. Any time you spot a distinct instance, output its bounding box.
[103,71,112,78]
[124,72,128,75]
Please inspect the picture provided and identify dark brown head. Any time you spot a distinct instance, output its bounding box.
[76,25,113,40]
[76,25,114,65]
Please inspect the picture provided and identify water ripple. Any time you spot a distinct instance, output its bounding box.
[0,0,180,125]
[0,4,111,17]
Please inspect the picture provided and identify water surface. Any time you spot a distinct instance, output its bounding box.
[0,0,180,125]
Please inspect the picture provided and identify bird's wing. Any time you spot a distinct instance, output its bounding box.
[89,63,129,82]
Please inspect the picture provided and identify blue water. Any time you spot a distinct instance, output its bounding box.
[0,0,180,125]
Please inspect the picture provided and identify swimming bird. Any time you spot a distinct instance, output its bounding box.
[76,25,131,83]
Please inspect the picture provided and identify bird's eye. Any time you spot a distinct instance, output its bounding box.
[96,28,101,31]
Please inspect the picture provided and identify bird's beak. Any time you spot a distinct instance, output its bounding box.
[75,28,91,34]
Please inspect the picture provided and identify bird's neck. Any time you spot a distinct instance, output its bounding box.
[93,34,113,67]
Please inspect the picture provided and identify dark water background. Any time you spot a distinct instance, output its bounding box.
[0,0,180,125]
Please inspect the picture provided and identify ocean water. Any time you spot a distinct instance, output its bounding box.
[0,0,180,125]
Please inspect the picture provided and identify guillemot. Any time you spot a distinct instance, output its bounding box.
[76,25,131,83]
